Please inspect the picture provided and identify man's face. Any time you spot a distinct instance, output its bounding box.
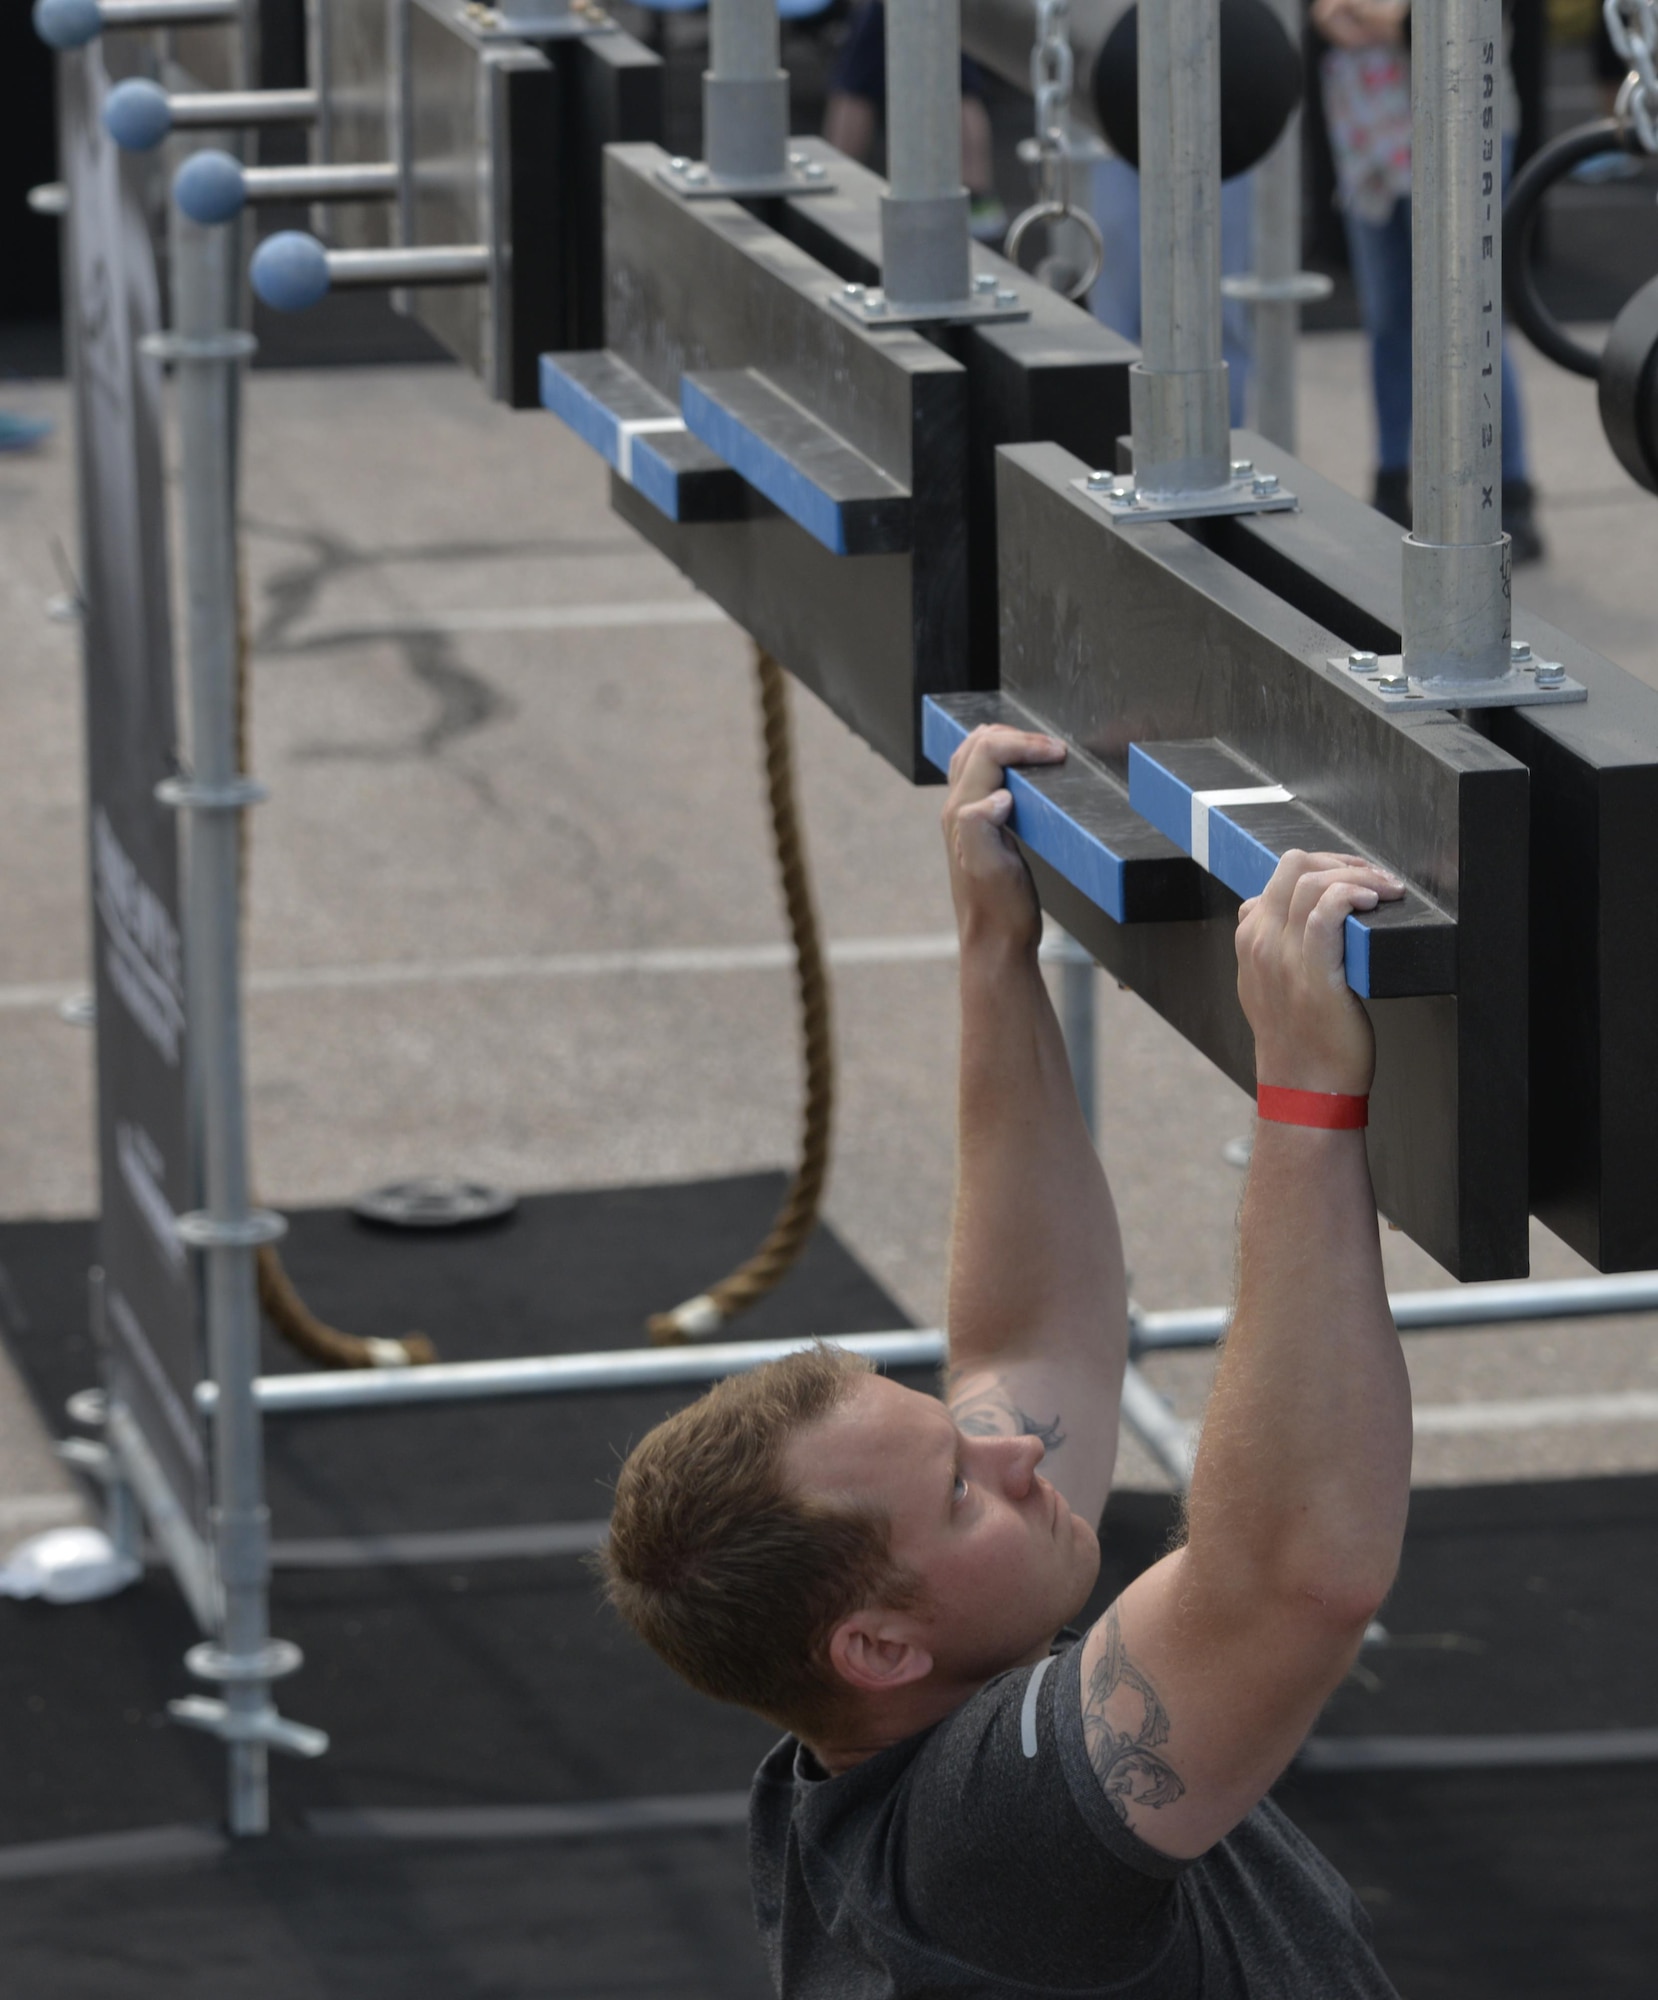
[786,1373,1102,1690]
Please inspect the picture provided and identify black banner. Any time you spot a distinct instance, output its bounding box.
[61,42,207,1537]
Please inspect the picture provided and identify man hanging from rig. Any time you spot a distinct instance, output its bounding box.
[602,723,1408,1996]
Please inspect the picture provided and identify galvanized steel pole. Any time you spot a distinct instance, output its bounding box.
[1130,0,1231,495]
[171,211,274,1834]
[881,0,971,306]
[1403,0,1511,685]
[161,208,324,1833]
[1251,0,1304,449]
[704,0,789,181]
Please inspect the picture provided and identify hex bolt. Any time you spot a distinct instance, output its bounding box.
[974,272,998,295]
[1535,661,1567,688]
[804,162,827,180]
[684,163,709,185]
[668,156,689,172]
[1231,459,1254,478]
[1347,650,1380,673]
[788,151,806,167]
[1511,638,1533,664]
[1252,472,1280,497]
[865,293,888,316]
[1085,469,1113,491]
[1376,674,1410,693]
[843,282,865,298]
[995,286,1019,306]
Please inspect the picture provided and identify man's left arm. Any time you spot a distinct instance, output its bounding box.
[940,726,1129,1527]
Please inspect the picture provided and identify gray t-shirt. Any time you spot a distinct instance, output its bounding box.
[749,1632,1399,1997]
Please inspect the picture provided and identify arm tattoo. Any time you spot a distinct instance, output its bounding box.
[945,1370,1066,1453]
[1081,1604,1186,1823]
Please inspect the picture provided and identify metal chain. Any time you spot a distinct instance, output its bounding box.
[1030,0,1076,212]
[1004,0,1103,300]
[1605,0,1658,153]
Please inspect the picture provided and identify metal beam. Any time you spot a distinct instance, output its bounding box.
[994,440,1531,1280]
[1201,439,1658,1272]
[601,143,969,778]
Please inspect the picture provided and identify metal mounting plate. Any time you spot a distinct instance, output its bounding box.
[490,9,613,39]
[830,281,1031,328]
[657,155,835,200]
[1332,654,1589,710]
[1073,469,1297,523]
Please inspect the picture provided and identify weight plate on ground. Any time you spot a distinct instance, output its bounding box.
[352,1178,519,1231]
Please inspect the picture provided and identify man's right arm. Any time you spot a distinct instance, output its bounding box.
[1074,851,1414,1858]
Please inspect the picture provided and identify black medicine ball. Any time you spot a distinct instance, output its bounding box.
[1093,0,1304,182]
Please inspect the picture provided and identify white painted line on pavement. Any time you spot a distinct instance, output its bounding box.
[1414,1390,1658,1434]
[356,599,730,636]
[0,981,87,1012]
[0,1493,90,1532]
[0,934,961,1014]
[0,1825,227,1881]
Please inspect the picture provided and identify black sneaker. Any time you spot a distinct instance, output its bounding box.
[1372,467,1410,528]
[1504,480,1546,567]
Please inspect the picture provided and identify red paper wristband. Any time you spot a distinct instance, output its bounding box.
[1256,1085,1369,1130]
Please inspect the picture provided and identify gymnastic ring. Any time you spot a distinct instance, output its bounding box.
[1001,199,1105,303]
[1503,118,1643,380]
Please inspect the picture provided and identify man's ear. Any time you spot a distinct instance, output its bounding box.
[828,1612,933,1696]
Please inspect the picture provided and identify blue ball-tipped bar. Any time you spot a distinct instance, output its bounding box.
[174,150,247,225]
[33,0,103,50]
[103,78,173,152]
[250,232,331,312]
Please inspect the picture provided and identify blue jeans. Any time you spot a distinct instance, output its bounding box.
[1088,156,1255,428]
[1342,137,1530,484]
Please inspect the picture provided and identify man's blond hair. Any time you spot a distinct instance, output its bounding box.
[600,1344,922,1739]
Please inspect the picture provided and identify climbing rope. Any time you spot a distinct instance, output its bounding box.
[647,644,834,1344]
[234,568,435,1370]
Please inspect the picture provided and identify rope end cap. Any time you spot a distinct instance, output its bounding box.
[647,1294,725,1346]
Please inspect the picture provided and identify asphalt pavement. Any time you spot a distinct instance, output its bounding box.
[2,320,1657,1553]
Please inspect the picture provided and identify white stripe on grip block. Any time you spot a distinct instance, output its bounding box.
[1189,785,1292,870]
[615,417,685,484]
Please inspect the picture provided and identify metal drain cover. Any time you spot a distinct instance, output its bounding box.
[352,1177,518,1231]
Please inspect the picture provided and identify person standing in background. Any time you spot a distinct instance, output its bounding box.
[0,409,52,452]
[1313,0,1545,562]
[1089,157,1257,429]
[823,0,1008,241]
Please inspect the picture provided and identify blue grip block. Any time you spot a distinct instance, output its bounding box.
[1127,742,1377,997]
[680,377,849,555]
[921,699,1128,922]
[250,232,331,313]
[1343,922,1370,996]
[34,0,102,50]
[539,355,625,470]
[1203,812,1279,903]
[103,78,172,152]
[1125,745,1191,851]
[174,150,246,226]
[628,435,685,521]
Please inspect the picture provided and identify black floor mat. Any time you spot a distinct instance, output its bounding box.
[2,1180,1655,1996]
[0,1176,921,1541]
